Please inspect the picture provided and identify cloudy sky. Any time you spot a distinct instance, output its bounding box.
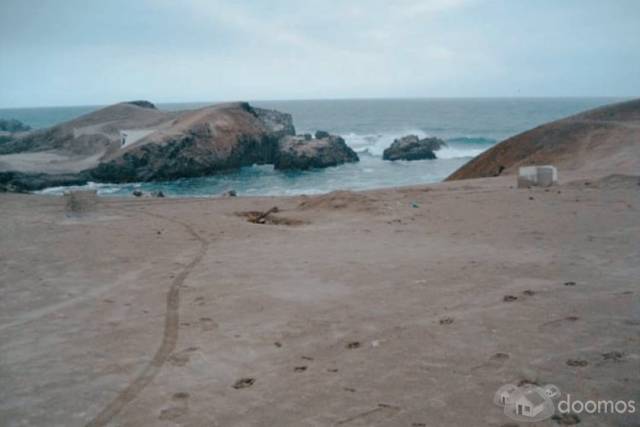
[1,0,639,107]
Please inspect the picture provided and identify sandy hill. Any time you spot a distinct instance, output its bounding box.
[447,98,640,181]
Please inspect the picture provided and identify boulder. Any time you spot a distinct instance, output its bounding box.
[274,133,359,170]
[383,135,446,161]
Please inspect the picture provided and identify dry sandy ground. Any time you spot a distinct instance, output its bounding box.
[0,176,639,427]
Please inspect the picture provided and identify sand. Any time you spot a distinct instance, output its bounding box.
[0,173,639,426]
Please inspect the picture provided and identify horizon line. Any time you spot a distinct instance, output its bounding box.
[0,95,633,111]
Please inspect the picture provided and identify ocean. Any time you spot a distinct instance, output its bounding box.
[0,98,621,197]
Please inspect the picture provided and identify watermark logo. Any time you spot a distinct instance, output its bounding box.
[494,383,560,422]
[495,383,637,422]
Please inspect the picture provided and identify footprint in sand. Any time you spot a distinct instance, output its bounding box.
[566,359,589,367]
[601,351,625,362]
[168,347,200,367]
[199,317,218,331]
[538,316,580,332]
[158,392,190,421]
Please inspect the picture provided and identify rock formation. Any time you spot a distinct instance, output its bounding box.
[447,98,640,181]
[274,132,359,170]
[0,101,361,191]
[382,135,446,161]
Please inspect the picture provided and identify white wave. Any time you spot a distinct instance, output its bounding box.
[342,130,492,159]
[436,146,486,159]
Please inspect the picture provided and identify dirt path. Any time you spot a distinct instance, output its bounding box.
[85,209,209,427]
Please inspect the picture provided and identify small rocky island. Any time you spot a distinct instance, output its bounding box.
[275,131,358,170]
[383,134,446,161]
[0,101,359,192]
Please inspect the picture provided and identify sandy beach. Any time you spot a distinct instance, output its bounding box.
[1,173,638,426]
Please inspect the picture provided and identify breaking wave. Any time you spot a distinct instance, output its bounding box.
[342,131,496,159]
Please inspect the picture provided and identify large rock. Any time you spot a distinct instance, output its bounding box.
[383,135,446,161]
[0,101,297,188]
[446,98,640,181]
[274,132,359,170]
[89,102,295,182]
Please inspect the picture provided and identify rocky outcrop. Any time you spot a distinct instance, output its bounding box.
[0,119,31,133]
[383,135,446,161]
[446,98,640,181]
[89,102,295,182]
[0,101,298,188]
[0,101,362,191]
[274,132,359,170]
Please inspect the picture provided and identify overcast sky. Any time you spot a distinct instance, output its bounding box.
[1,0,639,108]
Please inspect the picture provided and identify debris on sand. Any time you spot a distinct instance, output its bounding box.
[503,295,518,302]
[236,207,305,226]
[346,341,361,349]
[293,366,307,372]
[232,377,255,389]
[564,281,576,286]
[523,289,535,296]
[250,206,279,223]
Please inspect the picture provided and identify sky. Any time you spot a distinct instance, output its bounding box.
[1,0,639,108]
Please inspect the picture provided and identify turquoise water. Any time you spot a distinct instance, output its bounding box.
[0,97,622,197]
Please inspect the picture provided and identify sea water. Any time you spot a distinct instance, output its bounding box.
[0,97,621,197]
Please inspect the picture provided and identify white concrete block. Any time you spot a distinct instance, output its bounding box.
[518,165,558,188]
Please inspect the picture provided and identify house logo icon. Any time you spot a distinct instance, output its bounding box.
[494,383,561,422]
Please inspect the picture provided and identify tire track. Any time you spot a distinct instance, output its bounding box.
[85,210,209,427]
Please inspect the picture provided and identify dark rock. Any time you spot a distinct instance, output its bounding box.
[274,133,359,170]
[0,118,31,133]
[315,130,330,139]
[222,190,237,197]
[125,100,157,109]
[383,135,446,161]
[152,190,165,198]
[132,190,144,197]
[253,107,296,140]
